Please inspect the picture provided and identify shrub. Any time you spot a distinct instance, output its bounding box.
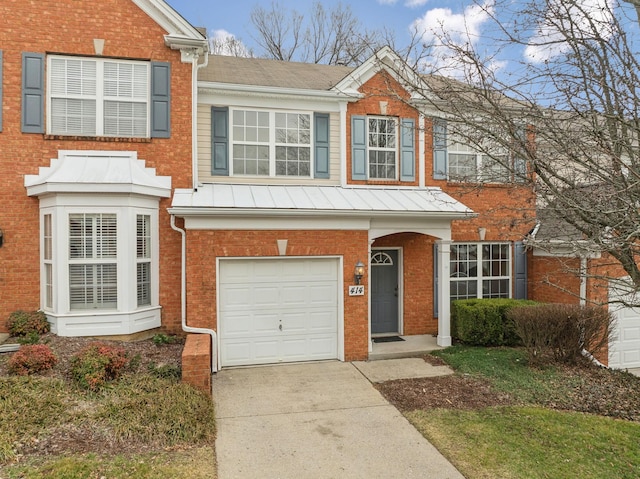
[451,298,538,346]
[152,333,178,346]
[508,303,614,365]
[70,342,129,391]
[6,310,50,337]
[7,344,57,375]
[147,361,181,380]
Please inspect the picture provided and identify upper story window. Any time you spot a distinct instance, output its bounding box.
[433,119,526,184]
[368,117,397,180]
[351,115,415,182]
[231,109,312,177]
[48,56,149,137]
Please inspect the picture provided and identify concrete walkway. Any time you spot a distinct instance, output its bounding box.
[213,360,464,479]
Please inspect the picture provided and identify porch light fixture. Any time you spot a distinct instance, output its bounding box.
[354,260,365,285]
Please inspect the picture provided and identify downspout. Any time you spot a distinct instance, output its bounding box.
[171,215,217,372]
[191,51,209,191]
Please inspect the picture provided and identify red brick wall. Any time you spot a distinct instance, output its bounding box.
[181,333,212,395]
[347,71,419,187]
[373,233,437,335]
[0,0,192,332]
[184,229,370,361]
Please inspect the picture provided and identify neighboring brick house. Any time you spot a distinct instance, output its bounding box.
[170,47,535,370]
[0,0,207,336]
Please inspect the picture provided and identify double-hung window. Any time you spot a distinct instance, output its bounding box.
[231,109,312,177]
[68,213,118,310]
[450,243,511,300]
[433,119,526,183]
[368,116,397,180]
[136,215,152,307]
[48,56,149,137]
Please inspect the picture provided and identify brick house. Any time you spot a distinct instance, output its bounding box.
[171,47,535,372]
[0,0,207,336]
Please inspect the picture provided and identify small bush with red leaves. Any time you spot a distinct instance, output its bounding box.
[70,342,130,391]
[8,344,58,375]
[6,310,50,337]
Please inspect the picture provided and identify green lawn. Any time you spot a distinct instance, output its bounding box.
[409,346,640,479]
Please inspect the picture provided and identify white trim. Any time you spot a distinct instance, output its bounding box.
[216,256,345,367]
[200,83,353,105]
[183,216,372,231]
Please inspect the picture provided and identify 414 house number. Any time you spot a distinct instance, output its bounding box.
[348,285,365,296]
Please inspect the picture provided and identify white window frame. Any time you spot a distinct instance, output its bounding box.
[230,108,313,177]
[39,198,160,336]
[447,129,518,184]
[47,55,150,138]
[367,116,398,180]
[450,242,512,301]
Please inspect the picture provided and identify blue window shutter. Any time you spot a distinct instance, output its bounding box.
[21,52,44,133]
[0,50,3,132]
[150,62,171,138]
[433,242,439,318]
[514,241,527,299]
[351,115,367,180]
[211,107,229,176]
[314,113,330,178]
[400,118,415,181]
[433,119,447,180]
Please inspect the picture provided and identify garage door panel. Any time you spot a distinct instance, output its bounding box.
[609,281,640,369]
[219,258,340,367]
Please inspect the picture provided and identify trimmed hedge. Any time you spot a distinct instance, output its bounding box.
[451,298,538,346]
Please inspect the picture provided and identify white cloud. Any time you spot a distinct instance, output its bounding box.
[405,0,430,7]
[411,2,499,79]
[524,0,615,63]
[210,29,252,57]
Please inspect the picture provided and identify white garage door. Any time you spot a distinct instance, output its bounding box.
[609,280,640,369]
[219,258,340,367]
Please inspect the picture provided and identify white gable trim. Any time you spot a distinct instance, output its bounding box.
[131,0,208,52]
[332,46,432,101]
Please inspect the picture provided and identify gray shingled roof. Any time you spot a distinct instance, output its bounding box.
[198,55,354,90]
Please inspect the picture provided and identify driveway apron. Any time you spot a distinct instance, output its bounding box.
[213,361,465,479]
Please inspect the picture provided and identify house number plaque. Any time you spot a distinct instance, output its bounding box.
[348,285,365,296]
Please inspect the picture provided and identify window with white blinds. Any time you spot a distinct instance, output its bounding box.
[49,56,149,137]
[136,215,151,307]
[68,214,117,310]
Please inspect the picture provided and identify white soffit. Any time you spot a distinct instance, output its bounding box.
[170,184,473,218]
[25,151,171,198]
[131,0,207,48]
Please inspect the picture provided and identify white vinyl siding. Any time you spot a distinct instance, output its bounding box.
[197,105,340,186]
[231,108,312,177]
[48,56,149,137]
[450,243,511,301]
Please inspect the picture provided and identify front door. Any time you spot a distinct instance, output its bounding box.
[371,250,399,334]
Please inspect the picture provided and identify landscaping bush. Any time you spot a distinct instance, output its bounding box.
[508,303,614,365]
[7,344,57,375]
[70,342,129,391]
[152,333,178,346]
[6,310,50,337]
[451,298,537,346]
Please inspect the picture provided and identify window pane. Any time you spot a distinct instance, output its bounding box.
[69,263,117,310]
[50,98,97,136]
[137,215,151,258]
[137,262,151,306]
[45,264,53,309]
[44,214,52,260]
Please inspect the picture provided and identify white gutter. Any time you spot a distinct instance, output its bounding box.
[192,52,209,191]
[198,81,361,101]
[170,215,218,372]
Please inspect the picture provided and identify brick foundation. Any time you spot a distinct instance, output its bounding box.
[181,334,212,395]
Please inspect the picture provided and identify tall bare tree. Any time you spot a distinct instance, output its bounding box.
[249,1,384,65]
[384,0,640,301]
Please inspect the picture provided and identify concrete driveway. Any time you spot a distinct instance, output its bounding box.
[213,361,465,479]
